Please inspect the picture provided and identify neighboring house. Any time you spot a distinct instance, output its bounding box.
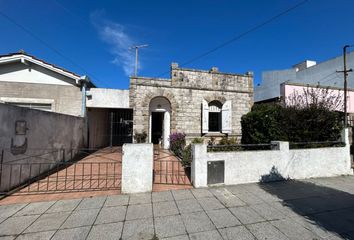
[279,82,354,113]
[130,63,254,148]
[255,51,354,103]
[0,52,95,116]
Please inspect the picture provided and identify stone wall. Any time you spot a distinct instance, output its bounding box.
[130,64,253,141]
[0,81,82,116]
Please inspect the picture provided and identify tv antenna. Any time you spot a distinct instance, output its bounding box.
[129,44,149,76]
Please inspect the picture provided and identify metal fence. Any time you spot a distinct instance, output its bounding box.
[0,147,121,195]
[289,141,345,149]
[153,160,191,185]
[207,143,275,152]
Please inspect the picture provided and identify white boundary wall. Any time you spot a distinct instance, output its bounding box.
[121,143,153,194]
[192,129,353,188]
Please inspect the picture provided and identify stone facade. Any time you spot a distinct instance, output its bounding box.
[130,64,253,143]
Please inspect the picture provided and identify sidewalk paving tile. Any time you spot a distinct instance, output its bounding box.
[61,208,100,229]
[181,211,215,233]
[152,191,174,202]
[126,203,152,220]
[104,195,129,207]
[191,189,214,199]
[219,226,256,240]
[94,206,126,224]
[198,197,225,210]
[0,237,14,240]
[16,231,55,240]
[76,196,106,210]
[129,193,151,205]
[155,215,186,238]
[153,201,179,217]
[247,222,289,240]
[234,192,264,205]
[0,215,39,235]
[176,199,203,213]
[24,212,70,233]
[14,201,55,216]
[172,189,194,200]
[86,222,123,240]
[270,218,320,240]
[46,199,81,213]
[206,209,241,228]
[189,230,223,240]
[215,194,246,208]
[122,218,154,240]
[0,204,27,223]
[51,226,91,240]
[229,206,265,224]
[161,235,189,240]
[250,203,286,220]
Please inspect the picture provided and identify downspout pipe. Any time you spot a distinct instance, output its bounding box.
[79,75,90,117]
[79,75,90,148]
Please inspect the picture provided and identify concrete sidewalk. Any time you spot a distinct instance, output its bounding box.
[1,176,354,240]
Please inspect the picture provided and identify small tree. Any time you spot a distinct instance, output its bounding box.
[285,84,343,111]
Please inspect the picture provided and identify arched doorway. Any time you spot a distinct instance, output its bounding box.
[149,97,171,149]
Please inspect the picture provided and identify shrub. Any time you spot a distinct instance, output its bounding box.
[134,131,147,143]
[181,144,192,167]
[241,103,343,145]
[191,138,204,144]
[169,135,205,167]
[169,132,186,157]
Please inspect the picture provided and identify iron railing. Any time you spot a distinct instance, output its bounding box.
[289,141,345,149]
[153,160,191,185]
[0,147,121,195]
[207,143,275,152]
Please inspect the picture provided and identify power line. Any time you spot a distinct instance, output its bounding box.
[0,10,107,86]
[155,0,309,78]
[51,0,88,26]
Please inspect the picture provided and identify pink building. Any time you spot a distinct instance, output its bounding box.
[280,82,354,113]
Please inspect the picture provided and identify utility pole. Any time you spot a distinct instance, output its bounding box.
[129,44,149,76]
[337,45,353,127]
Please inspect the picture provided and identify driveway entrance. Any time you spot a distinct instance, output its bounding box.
[0,147,122,204]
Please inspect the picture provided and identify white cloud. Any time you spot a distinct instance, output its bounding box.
[91,11,136,76]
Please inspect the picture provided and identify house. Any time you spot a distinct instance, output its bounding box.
[0,52,133,148]
[0,52,254,149]
[130,63,254,148]
[0,52,95,116]
[255,51,354,103]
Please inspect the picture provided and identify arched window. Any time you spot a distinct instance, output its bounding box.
[208,100,222,132]
[202,99,232,134]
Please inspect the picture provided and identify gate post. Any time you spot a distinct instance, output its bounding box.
[121,143,153,194]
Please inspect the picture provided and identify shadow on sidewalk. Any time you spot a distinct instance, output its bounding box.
[259,168,354,239]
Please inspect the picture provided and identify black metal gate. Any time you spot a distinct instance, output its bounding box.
[109,109,133,146]
[153,149,191,185]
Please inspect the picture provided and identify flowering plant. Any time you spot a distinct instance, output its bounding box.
[169,132,186,157]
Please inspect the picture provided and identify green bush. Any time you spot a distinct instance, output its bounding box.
[191,138,204,144]
[241,104,343,145]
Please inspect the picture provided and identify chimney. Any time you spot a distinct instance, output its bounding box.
[292,60,316,72]
[171,62,179,69]
[210,67,219,73]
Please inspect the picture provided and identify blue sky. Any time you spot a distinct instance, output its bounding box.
[0,0,353,89]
